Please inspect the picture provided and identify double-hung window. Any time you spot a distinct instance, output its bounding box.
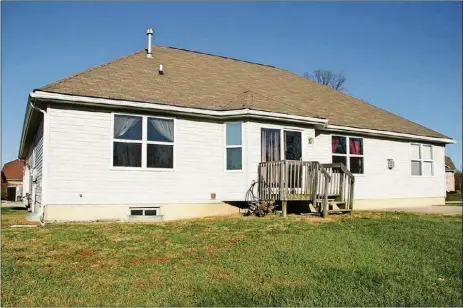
[112,114,174,169]
[147,117,174,168]
[225,122,243,170]
[411,143,433,176]
[113,115,143,167]
[332,135,364,174]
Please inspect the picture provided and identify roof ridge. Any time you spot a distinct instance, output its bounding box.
[38,48,146,92]
[161,45,275,68]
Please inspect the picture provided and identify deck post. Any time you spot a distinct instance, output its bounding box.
[349,179,355,210]
[339,171,344,201]
[323,178,329,218]
[282,200,287,218]
[312,166,319,214]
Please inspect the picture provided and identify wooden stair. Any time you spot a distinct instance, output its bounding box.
[314,194,352,213]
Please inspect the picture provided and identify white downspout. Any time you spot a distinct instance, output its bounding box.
[30,102,47,226]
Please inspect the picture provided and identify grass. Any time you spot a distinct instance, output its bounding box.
[1,208,462,307]
[446,192,462,203]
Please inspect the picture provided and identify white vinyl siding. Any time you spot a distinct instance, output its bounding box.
[47,107,246,204]
[313,131,445,199]
[44,107,446,206]
[26,121,44,213]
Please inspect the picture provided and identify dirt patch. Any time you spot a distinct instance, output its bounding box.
[80,249,95,257]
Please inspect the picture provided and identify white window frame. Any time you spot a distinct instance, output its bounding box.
[111,112,176,171]
[146,116,175,170]
[225,121,244,172]
[129,207,161,217]
[410,143,433,177]
[283,129,303,160]
[331,135,364,174]
[261,126,304,162]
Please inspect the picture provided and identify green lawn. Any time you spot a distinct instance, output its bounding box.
[446,192,462,203]
[1,208,462,307]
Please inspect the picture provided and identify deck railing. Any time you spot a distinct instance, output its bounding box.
[257,160,354,217]
[258,160,332,216]
[321,163,355,212]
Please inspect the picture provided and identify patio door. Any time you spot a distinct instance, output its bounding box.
[284,131,302,160]
[284,131,302,190]
[261,129,281,162]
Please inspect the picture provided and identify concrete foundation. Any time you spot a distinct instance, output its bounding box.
[43,202,241,222]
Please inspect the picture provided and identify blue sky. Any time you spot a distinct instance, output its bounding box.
[2,2,462,168]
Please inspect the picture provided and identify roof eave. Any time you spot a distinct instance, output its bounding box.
[18,95,34,160]
[31,91,329,126]
[30,91,455,145]
[323,124,455,145]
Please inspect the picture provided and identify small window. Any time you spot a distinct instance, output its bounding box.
[130,208,159,217]
[332,135,364,174]
[411,143,433,176]
[130,209,144,216]
[144,209,157,216]
[225,122,243,170]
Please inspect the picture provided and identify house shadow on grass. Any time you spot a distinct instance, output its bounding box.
[224,200,315,215]
[1,206,28,212]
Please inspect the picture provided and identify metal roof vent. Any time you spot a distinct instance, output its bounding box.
[146,28,153,59]
[159,64,164,75]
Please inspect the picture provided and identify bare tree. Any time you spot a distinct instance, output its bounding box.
[455,168,462,192]
[304,70,347,92]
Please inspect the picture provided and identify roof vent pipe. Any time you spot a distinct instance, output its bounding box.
[146,28,153,58]
[159,64,164,75]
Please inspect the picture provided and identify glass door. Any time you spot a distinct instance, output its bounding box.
[285,131,302,191]
[284,131,302,160]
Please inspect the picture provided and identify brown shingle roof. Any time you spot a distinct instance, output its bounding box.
[445,156,457,171]
[39,45,449,139]
[2,159,24,181]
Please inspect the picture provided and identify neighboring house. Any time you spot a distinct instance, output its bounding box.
[445,156,457,192]
[1,159,24,201]
[18,30,455,222]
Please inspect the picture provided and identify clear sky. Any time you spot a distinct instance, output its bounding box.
[1,2,462,168]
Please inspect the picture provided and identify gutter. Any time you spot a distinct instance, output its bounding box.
[322,124,456,144]
[30,91,329,125]
[18,97,33,159]
[21,90,456,156]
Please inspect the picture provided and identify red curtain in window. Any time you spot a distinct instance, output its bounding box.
[349,139,362,155]
[331,138,340,153]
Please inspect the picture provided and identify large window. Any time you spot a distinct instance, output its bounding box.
[113,115,143,167]
[332,135,364,174]
[113,114,174,169]
[411,143,433,176]
[226,122,242,170]
[147,117,174,168]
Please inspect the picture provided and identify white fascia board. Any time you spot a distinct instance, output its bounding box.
[323,124,456,144]
[18,97,33,159]
[27,91,454,146]
[30,91,329,125]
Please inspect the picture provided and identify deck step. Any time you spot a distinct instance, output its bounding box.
[308,203,318,213]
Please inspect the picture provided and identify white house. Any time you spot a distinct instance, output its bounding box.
[18,30,455,222]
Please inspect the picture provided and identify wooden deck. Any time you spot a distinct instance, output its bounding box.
[258,161,355,217]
